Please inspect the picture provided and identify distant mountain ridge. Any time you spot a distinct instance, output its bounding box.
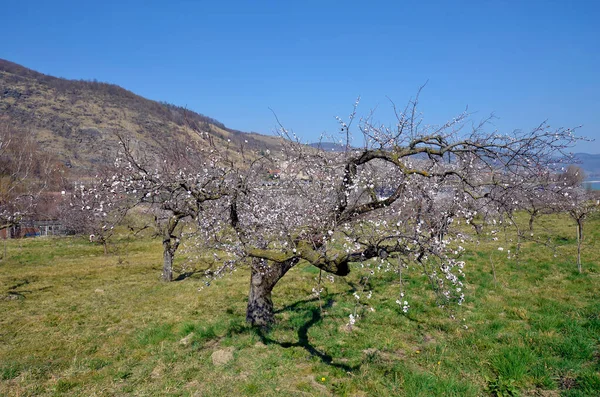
[571,153,600,179]
[0,59,281,175]
[308,142,350,152]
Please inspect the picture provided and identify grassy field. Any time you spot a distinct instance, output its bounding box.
[1,213,599,396]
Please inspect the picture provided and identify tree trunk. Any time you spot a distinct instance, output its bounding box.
[161,214,182,282]
[529,211,537,233]
[576,219,583,274]
[246,257,298,327]
[247,266,276,326]
[162,240,174,282]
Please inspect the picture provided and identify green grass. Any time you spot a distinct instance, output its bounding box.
[0,213,599,396]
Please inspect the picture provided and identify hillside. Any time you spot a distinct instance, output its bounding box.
[308,141,349,152]
[0,59,281,175]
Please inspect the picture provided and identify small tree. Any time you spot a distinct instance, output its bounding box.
[537,165,598,273]
[61,178,131,254]
[517,169,558,233]
[81,131,235,280]
[569,198,595,274]
[560,185,597,273]
[493,167,571,259]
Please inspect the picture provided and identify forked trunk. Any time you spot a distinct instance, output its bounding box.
[246,257,299,327]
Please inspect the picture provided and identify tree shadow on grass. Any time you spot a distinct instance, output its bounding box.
[274,296,319,314]
[173,271,201,281]
[258,298,358,372]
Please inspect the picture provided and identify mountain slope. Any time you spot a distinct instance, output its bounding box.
[0,59,281,175]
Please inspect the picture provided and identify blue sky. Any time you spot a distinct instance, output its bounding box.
[2,0,599,153]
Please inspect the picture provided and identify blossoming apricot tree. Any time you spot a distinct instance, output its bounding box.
[196,97,580,326]
[70,130,235,278]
